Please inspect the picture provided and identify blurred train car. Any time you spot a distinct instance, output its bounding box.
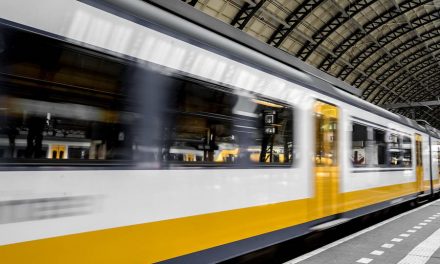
[0,0,440,263]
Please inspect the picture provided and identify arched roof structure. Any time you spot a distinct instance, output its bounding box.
[177,0,440,128]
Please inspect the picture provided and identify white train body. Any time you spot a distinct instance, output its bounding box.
[0,1,439,263]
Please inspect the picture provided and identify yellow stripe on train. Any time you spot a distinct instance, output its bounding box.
[0,182,418,264]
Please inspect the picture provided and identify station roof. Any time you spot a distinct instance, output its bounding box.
[175,0,440,129]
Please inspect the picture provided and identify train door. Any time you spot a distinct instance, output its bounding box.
[312,101,339,218]
[415,134,424,193]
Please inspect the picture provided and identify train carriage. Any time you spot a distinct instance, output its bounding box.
[0,0,440,263]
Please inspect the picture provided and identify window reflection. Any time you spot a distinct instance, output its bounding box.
[163,81,294,165]
[351,122,412,168]
[0,23,294,167]
[314,101,338,166]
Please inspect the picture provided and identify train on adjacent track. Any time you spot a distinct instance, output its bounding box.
[1,0,440,263]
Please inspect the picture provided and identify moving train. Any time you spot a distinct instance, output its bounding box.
[1,0,440,263]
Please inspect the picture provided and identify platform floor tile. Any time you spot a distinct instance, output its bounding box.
[285,201,440,264]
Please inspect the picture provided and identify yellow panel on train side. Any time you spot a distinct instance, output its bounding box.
[311,101,340,219]
[0,181,421,264]
[415,134,424,192]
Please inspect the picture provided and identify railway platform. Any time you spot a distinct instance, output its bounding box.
[285,200,440,264]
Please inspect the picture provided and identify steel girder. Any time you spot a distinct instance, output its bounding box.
[231,0,266,30]
[362,60,437,102]
[400,106,440,127]
[366,57,440,105]
[371,41,440,101]
[370,60,438,104]
[365,58,437,103]
[411,86,440,102]
[401,70,440,101]
[352,26,440,89]
[385,65,440,104]
[355,26,440,98]
[393,104,440,128]
[319,0,430,72]
[397,65,438,98]
[416,107,440,125]
[295,0,376,61]
[385,70,440,104]
[373,44,440,101]
[267,0,323,47]
[379,75,440,112]
[337,9,440,81]
[417,77,440,101]
[382,99,440,109]
[419,72,440,91]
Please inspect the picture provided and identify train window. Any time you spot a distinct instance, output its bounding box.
[374,129,387,166]
[163,82,294,166]
[351,124,386,167]
[402,136,412,167]
[350,122,411,168]
[0,25,143,163]
[388,134,412,168]
[387,133,401,166]
[0,23,294,167]
[351,123,367,166]
[0,97,141,162]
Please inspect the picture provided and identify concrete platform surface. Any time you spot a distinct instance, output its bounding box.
[285,200,440,264]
